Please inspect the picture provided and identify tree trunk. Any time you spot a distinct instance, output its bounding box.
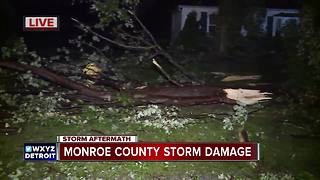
[219,24,228,54]
[0,61,111,100]
[0,61,271,106]
[131,86,271,106]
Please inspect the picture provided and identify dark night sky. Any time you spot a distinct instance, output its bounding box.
[1,0,302,52]
[3,0,180,51]
[6,0,97,50]
[3,0,222,48]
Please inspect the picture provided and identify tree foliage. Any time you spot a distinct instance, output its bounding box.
[282,0,320,102]
[92,0,139,27]
[176,11,205,51]
[216,0,265,53]
[297,5,320,97]
[299,6,320,70]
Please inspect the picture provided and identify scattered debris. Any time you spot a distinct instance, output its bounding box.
[224,88,272,105]
[222,75,261,82]
[210,72,228,77]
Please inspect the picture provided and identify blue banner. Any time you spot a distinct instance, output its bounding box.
[24,143,57,161]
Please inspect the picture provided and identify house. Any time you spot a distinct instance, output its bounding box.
[171,0,301,41]
[171,5,219,41]
[264,0,301,37]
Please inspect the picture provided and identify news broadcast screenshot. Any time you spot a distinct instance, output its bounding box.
[0,0,319,179]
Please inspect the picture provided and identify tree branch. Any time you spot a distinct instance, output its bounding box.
[127,10,160,48]
[127,11,200,83]
[71,18,156,51]
[0,60,111,100]
[152,59,183,87]
[82,42,108,60]
[118,29,153,47]
[72,15,199,83]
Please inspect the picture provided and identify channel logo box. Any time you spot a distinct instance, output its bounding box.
[24,143,57,161]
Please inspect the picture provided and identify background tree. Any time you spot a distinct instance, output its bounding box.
[70,0,196,84]
[296,0,320,99]
[176,11,205,51]
[242,0,266,38]
[216,0,244,54]
[278,0,320,104]
[216,0,265,54]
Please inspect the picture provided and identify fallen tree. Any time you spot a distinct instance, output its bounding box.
[70,9,200,86]
[0,60,272,106]
[131,86,271,105]
[0,60,111,100]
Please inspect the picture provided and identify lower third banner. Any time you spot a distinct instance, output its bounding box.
[58,143,259,161]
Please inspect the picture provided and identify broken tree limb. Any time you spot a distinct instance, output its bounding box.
[127,10,200,83]
[118,29,153,47]
[0,61,272,106]
[131,86,231,105]
[0,60,111,100]
[158,52,200,83]
[152,59,183,87]
[82,42,109,60]
[71,18,156,51]
[131,86,272,106]
[222,75,261,82]
[127,10,159,48]
[224,88,272,105]
[72,16,197,84]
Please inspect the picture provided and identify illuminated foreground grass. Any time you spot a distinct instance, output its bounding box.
[0,104,319,179]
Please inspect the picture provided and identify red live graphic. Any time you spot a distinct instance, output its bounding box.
[24,17,59,31]
[59,143,259,161]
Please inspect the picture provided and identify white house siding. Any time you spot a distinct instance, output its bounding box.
[171,5,219,41]
[171,8,182,41]
[171,6,300,41]
[179,5,219,32]
[262,8,300,36]
[271,16,299,36]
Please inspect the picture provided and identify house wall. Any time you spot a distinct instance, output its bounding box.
[179,5,219,32]
[171,8,182,41]
[271,16,299,36]
[171,6,300,41]
[262,8,300,36]
[171,5,218,41]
